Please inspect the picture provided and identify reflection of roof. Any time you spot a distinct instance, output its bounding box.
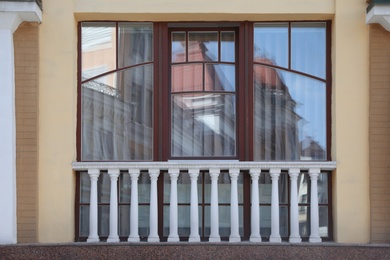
[253,57,285,89]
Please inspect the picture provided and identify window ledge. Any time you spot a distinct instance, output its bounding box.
[366,1,390,31]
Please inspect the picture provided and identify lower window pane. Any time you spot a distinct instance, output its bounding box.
[139,205,150,238]
[119,205,130,237]
[98,205,109,237]
[79,205,89,237]
[319,206,328,237]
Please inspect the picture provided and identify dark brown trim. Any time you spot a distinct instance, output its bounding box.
[326,20,332,161]
[246,21,254,161]
[76,22,82,161]
[160,23,170,161]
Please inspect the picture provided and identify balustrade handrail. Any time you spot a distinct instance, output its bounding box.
[72,160,337,171]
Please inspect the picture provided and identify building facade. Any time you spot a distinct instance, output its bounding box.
[1,0,390,244]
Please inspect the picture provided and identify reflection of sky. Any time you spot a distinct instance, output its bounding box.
[254,24,327,149]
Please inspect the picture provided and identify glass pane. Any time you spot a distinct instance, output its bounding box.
[254,23,288,69]
[188,32,218,62]
[79,205,89,237]
[172,32,186,63]
[139,172,151,204]
[259,173,272,204]
[258,173,288,204]
[253,67,326,161]
[219,173,230,203]
[171,94,236,157]
[298,206,310,237]
[205,64,235,91]
[204,205,210,237]
[119,205,130,237]
[98,173,110,204]
[81,65,153,161]
[163,205,191,237]
[318,173,328,204]
[118,23,153,68]
[291,22,326,79]
[280,206,288,237]
[319,206,329,237]
[82,22,116,81]
[178,172,191,204]
[171,64,203,92]
[219,205,230,237]
[260,205,271,237]
[80,172,90,203]
[221,31,235,62]
[139,205,150,237]
[298,173,310,203]
[120,173,131,203]
[98,205,109,237]
[204,173,211,204]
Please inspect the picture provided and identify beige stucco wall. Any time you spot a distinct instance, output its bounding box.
[38,0,370,243]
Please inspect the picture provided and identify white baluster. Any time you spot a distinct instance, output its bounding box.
[148,169,160,242]
[107,169,120,242]
[249,168,261,242]
[289,168,301,243]
[188,168,200,242]
[128,169,140,242]
[168,168,180,242]
[209,168,221,242]
[269,168,281,243]
[87,169,100,242]
[229,168,240,242]
[309,168,322,243]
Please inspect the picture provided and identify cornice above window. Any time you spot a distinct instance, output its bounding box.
[0,0,42,24]
[366,0,390,31]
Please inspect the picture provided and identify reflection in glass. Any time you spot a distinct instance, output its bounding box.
[79,205,89,237]
[171,64,203,92]
[119,205,130,236]
[253,65,326,161]
[188,32,218,61]
[81,22,116,81]
[119,173,131,203]
[254,23,288,69]
[98,205,109,237]
[205,64,235,91]
[139,205,150,237]
[172,94,236,157]
[221,32,235,62]
[259,172,288,204]
[81,65,153,161]
[291,22,326,79]
[118,23,153,68]
[138,172,151,204]
[97,173,110,204]
[172,32,186,63]
[318,173,328,204]
[80,172,90,203]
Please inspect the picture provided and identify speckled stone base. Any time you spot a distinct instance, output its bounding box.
[1,243,390,259]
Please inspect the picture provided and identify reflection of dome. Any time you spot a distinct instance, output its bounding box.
[253,58,284,88]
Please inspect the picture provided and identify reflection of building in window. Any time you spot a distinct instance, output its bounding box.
[254,58,301,161]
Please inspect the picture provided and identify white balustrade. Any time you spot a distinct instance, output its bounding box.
[309,168,322,243]
[107,169,120,242]
[148,169,160,242]
[289,168,301,243]
[87,169,100,242]
[188,168,200,242]
[168,168,180,242]
[209,168,221,242]
[128,169,140,242]
[72,161,336,244]
[249,168,261,242]
[229,168,240,242]
[269,168,282,243]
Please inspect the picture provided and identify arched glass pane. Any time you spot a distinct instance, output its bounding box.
[81,22,116,81]
[254,23,288,69]
[81,64,153,161]
[118,22,153,68]
[291,22,326,79]
[254,65,326,161]
[171,94,236,157]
